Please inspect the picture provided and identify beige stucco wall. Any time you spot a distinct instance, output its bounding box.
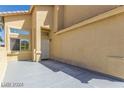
[4,14,32,62]
[35,6,54,29]
[0,47,7,82]
[58,6,64,30]
[51,12,124,79]
[63,5,119,28]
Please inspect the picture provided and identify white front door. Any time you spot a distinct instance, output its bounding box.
[41,39,49,59]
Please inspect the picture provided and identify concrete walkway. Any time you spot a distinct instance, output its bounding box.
[2,60,124,88]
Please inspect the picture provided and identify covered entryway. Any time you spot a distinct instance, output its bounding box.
[41,28,50,60]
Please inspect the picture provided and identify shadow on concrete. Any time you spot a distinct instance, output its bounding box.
[40,59,124,84]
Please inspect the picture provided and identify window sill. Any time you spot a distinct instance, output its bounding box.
[7,51,20,56]
[7,51,32,56]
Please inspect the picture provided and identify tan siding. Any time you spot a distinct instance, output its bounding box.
[0,47,7,81]
[51,12,124,79]
[64,5,119,28]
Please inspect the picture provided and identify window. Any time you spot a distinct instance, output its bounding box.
[10,28,30,35]
[10,38,20,51]
[21,39,29,51]
[0,26,5,47]
[10,38,30,51]
[0,17,4,47]
[10,28,30,51]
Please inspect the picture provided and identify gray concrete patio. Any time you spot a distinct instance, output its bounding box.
[2,60,124,88]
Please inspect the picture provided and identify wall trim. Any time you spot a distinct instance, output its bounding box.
[55,6,124,35]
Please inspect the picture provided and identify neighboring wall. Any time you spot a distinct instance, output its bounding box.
[0,47,7,82]
[4,14,32,61]
[51,11,124,79]
[58,6,64,30]
[62,5,118,28]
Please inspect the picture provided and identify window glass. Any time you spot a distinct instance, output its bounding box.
[21,39,29,51]
[10,38,20,51]
[0,17,4,25]
[10,28,30,35]
[0,26,4,47]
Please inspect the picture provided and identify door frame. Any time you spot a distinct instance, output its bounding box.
[41,27,50,60]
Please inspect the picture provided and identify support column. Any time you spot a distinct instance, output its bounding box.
[32,7,42,62]
[35,11,42,62]
[32,9,36,62]
[53,5,59,32]
[35,25,42,62]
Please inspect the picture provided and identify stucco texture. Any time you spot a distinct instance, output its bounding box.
[0,47,7,82]
[56,5,118,30]
[51,12,124,79]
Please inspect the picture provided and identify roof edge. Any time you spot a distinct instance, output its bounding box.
[0,5,34,17]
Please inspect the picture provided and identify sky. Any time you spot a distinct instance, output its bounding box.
[0,5,30,12]
[0,5,30,45]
